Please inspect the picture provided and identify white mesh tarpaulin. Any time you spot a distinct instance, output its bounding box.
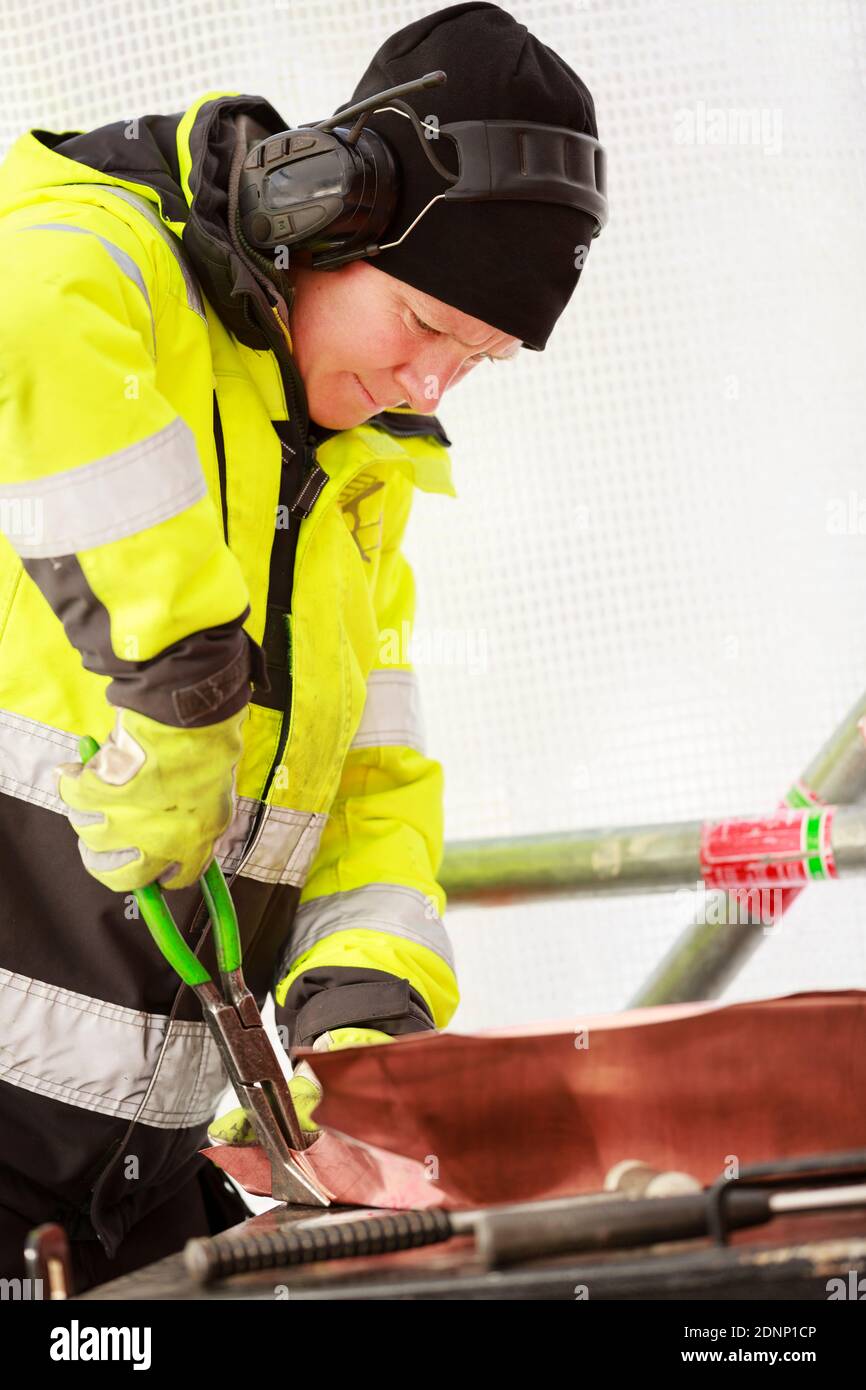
[3,0,865,1028]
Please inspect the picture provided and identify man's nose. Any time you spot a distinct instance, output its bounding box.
[393,346,466,414]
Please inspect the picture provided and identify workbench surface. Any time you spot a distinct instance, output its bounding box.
[79,1203,866,1301]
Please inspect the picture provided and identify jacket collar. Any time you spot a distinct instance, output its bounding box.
[25,90,296,358]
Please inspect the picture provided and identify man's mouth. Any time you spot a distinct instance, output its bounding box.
[353,374,378,409]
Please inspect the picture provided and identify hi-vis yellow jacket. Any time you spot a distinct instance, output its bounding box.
[0,91,458,1253]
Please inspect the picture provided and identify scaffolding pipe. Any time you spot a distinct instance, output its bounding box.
[439,803,866,902]
[438,692,866,1005]
[628,689,866,1006]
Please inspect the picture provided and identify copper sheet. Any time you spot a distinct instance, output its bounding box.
[204,1128,452,1208]
[203,989,866,1207]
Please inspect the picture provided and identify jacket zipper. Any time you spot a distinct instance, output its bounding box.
[232,332,327,867]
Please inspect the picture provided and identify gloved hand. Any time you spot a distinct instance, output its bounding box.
[54,704,246,891]
[207,1027,394,1145]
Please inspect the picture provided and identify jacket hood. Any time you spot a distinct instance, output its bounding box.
[0,91,299,363]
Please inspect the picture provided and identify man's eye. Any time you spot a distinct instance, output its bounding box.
[411,310,496,364]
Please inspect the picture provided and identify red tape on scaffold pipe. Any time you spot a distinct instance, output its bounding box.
[700,799,838,888]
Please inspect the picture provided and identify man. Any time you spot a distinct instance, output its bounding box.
[0,2,602,1288]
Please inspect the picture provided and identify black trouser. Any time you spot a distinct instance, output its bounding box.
[0,1161,250,1296]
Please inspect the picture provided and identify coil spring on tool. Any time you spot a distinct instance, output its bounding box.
[185,1207,454,1284]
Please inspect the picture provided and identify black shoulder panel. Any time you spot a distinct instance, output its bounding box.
[369,410,452,449]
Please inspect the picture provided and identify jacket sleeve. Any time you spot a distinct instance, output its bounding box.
[0,199,263,728]
[274,466,460,1050]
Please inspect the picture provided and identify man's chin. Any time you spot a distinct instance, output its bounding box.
[310,405,377,432]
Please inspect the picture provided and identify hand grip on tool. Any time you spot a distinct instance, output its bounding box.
[78,734,330,1208]
[78,733,239,986]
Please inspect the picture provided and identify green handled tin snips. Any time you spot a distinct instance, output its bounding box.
[79,734,331,1208]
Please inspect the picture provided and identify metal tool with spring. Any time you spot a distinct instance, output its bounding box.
[78,734,331,1209]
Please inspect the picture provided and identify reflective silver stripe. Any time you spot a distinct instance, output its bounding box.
[0,710,326,886]
[283,883,455,975]
[0,710,77,811]
[219,799,327,886]
[90,183,206,321]
[0,417,207,558]
[350,669,426,753]
[18,221,155,354]
[0,967,226,1129]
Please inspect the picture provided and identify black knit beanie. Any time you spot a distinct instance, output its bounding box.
[346,2,602,350]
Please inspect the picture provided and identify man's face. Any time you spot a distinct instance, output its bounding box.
[285,260,521,429]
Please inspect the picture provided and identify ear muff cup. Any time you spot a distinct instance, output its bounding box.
[238,125,398,266]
